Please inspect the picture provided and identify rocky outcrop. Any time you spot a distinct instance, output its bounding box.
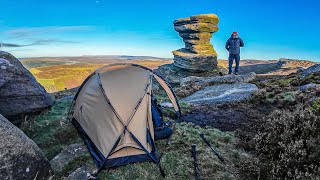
[176,73,256,97]
[301,64,320,78]
[0,51,54,122]
[181,83,258,105]
[0,114,53,180]
[277,58,317,69]
[50,143,88,173]
[173,14,219,72]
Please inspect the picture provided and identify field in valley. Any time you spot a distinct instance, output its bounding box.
[22,56,172,92]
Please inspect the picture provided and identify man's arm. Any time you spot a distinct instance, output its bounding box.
[225,39,230,51]
[240,38,244,47]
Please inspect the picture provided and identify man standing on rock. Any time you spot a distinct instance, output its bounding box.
[225,32,244,75]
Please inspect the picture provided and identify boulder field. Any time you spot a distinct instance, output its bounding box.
[0,51,54,123]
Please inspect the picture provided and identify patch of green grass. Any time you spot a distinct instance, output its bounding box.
[20,100,81,159]
[310,98,320,115]
[55,153,92,178]
[23,96,252,179]
[280,91,296,102]
[97,123,248,180]
[265,77,295,87]
[153,94,192,118]
[291,72,320,86]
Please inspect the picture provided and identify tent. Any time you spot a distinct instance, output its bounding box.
[71,63,181,177]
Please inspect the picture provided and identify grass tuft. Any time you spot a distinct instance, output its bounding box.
[20,100,81,159]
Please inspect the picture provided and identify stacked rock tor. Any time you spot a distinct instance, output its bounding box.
[173,14,219,72]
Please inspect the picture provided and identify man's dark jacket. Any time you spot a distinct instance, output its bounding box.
[225,36,244,55]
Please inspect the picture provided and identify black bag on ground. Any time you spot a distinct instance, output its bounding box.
[151,95,173,140]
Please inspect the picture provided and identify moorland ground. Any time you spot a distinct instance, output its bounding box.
[20,57,320,179]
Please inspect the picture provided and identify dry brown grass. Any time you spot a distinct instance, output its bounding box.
[27,60,171,92]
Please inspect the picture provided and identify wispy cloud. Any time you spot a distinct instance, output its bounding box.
[0,38,78,48]
[30,38,78,45]
[0,25,92,48]
[1,43,26,47]
[5,25,95,39]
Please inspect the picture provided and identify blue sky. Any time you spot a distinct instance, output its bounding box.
[0,0,319,61]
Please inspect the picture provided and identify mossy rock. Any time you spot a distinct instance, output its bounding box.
[174,14,219,26]
[173,17,191,26]
[190,14,219,24]
[185,43,217,55]
[174,23,218,33]
[172,48,217,57]
[183,38,211,45]
[179,32,212,40]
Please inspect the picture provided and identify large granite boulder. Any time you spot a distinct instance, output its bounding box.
[0,114,53,180]
[0,51,54,122]
[173,14,219,72]
[181,83,258,105]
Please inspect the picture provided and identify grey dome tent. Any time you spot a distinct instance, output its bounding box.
[71,63,181,177]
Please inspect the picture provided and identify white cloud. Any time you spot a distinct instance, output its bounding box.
[5,26,95,39]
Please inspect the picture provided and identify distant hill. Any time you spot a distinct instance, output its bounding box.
[21,55,172,92]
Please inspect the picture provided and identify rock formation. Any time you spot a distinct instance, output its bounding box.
[0,114,53,179]
[301,64,320,78]
[0,51,54,123]
[154,14,223,85]
[181,83,258,105]
[173,14,219,72]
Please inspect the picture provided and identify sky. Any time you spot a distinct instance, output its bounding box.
[0,0,319,61]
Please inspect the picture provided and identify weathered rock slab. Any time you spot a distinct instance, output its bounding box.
[154,64,227,86]
[0,114,53,180]
[0,51,54,122]
[181,83,258,105]
[63,166,89,180]
[177,72,256,97]
[173,14,219,27]
[173,49,217,72]
[50,143,88,173]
